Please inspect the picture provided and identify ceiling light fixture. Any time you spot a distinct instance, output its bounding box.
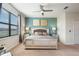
[64,6,68,10]
[41,11,44,16]
[42,12,44,16]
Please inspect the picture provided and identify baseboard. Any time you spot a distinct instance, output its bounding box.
[25,48,57,50]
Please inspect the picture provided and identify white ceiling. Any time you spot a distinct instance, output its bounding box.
[12,3,79,18]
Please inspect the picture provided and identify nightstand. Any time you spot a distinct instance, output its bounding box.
[25,34,29,37]
[52,34,58,39]
[24,33,30,39]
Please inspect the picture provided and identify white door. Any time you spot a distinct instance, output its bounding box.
[74,22,79,44]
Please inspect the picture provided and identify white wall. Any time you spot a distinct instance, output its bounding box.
[57,12,66,44]
[2,3,18,16]
[0,3,20,51]
[21,14,26,41]
[65,12,79,44]
[57,11,79,45]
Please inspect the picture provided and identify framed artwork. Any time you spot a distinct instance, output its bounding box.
[33,20,40,26]
[41,20,48,26]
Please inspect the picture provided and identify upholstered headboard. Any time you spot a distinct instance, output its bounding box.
[31,28,49,35]
[34,29,47,33]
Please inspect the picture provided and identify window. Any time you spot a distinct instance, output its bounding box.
[0,8,18,38]
[11,14,18,25]
[0,8,9,23]
[11,14,18,35]
[11,26,18,35]
[0,24,9,37]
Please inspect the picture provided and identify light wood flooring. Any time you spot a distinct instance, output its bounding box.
[11,43,79,56]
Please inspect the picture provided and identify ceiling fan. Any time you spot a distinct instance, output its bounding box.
[33,5,53,16]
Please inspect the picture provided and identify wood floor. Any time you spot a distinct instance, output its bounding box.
[11,43,79,56]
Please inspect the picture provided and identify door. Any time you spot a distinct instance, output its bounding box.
[74,22,79,44]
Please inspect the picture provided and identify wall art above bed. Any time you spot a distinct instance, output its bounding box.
[40,20,48,26]
[33,20,40,26]
[33,19,48,26]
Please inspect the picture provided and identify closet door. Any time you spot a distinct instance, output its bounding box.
[74,22,79,44]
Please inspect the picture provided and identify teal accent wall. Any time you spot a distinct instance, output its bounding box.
[25,17,57,34]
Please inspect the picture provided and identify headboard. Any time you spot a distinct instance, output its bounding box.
[34,29,47,33]
[31,28,49,35]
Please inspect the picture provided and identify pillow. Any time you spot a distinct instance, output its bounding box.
[34,32,39,35]
[43,32,47,36]
[34,32,43,35]
[38,32,43,35]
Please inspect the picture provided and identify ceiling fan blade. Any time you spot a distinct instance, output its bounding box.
[44,10,53,12]
[40,5,44,11]
[32,10,41,12]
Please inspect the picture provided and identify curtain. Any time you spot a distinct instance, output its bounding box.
[18,15,22,43]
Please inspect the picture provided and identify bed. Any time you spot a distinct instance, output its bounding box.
[23,28,58,49]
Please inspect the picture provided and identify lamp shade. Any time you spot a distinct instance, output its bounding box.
[26,27,29,30]
[25,27,30,33]
[52,27,56,31]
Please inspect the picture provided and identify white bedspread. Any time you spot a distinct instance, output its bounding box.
[24,35,58,49]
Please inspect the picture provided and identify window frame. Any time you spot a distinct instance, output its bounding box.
[10,11,18,36]
[0,8,18,38]
[0,23,9,38]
